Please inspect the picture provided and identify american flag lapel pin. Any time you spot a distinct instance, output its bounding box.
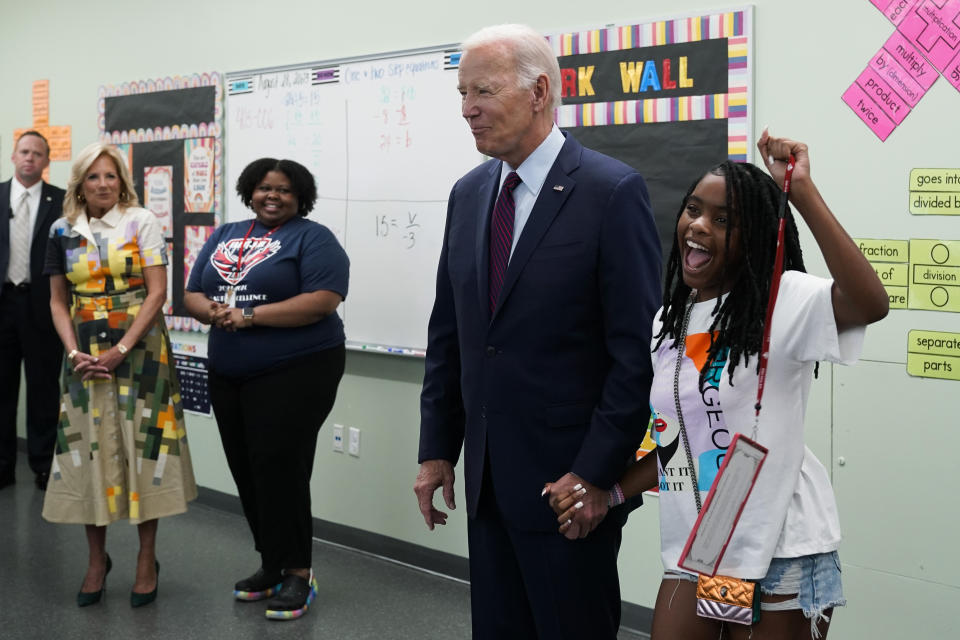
[553,185,564,192]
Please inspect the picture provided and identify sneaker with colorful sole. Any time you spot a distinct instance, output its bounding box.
[264,571,317,620]
[234,567,283,602]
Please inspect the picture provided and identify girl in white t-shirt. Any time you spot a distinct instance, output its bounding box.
[552,131,888,639]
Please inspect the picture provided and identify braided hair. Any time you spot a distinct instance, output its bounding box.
[653,161,808,386]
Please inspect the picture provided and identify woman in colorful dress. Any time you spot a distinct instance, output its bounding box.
[42,142,197,608]
[183,158,348,621]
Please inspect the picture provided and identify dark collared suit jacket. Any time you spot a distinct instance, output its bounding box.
[419,133,662,532]
[0,179,66,325]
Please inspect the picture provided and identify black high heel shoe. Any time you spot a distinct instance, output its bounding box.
[77,554,112,607]
[130,560,160,608]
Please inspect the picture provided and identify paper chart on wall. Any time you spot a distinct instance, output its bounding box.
[844,0,960,140]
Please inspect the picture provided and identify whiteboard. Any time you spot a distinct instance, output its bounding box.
[225,47,484,355]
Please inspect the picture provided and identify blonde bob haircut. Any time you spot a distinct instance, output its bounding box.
[461,24,562,112]
[63,142,140,224]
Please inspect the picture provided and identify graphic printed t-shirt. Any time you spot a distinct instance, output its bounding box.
[649,271,865,579]
[186,215,349,377]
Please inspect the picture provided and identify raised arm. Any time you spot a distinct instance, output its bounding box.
[758,130,889,332]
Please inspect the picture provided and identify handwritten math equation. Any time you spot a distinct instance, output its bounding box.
[374,212,421,249]
[376,85,416,152]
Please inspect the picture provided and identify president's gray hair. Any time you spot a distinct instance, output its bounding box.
[461,24,562,111]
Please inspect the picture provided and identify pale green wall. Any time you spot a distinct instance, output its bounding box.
[4,2,959,637]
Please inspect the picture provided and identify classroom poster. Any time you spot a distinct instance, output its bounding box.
[184,138,215,212]
[144,165,174,238]
[184,225,213,285]
[115,143,133,172]
[164,241,174,316]
[99,72,223,332]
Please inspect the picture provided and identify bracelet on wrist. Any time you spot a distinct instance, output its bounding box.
[117,343,128,355]
[67,349,78,361]
[607,482,625,508]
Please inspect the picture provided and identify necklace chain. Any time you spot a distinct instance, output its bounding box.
[672,293,702,513]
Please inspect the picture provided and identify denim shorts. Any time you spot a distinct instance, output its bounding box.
[665,551,845,638]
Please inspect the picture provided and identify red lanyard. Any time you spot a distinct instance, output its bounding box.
[233,220,282,273]
[754,154,796,420]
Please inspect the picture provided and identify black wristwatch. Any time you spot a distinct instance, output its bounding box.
[242,306,255,324]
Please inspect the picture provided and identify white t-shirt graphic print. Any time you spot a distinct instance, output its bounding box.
[650,271,865,579]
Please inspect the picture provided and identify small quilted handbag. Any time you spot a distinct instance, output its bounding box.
[695,574,759,625]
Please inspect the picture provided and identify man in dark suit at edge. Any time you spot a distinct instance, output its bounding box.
[0,131,66,490]
[414,24,661,639]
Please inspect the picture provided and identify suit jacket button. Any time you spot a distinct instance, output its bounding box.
[485,346,496,357]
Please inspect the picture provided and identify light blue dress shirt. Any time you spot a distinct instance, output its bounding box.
[497,124,566,259]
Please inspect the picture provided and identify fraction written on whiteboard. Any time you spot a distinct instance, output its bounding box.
[375,212,421,249]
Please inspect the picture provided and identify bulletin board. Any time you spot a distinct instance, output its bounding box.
[98,72,224,333]
[223,7,752,355]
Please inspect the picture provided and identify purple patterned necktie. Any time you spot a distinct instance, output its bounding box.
[489,171,522,313]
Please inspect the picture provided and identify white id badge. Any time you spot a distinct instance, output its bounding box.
[224,286,237,308]
[677,433,768,576]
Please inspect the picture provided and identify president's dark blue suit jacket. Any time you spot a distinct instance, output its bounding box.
[419,134,662,531]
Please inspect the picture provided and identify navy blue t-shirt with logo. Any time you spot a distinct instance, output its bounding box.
[186,215,349,378]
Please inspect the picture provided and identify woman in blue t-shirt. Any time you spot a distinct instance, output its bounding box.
[184,158,349,621]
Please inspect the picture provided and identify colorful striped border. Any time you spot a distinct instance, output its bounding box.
[549,11,746,55]
[547,10,751,162]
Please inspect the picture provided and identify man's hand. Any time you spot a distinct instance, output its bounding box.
[414,459,456,530]
[545,472,608,540]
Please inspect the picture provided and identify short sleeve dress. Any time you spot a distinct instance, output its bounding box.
[41,205,197,526]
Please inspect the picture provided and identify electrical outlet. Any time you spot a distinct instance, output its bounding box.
[348,427,360,457]
[332,424,344,453]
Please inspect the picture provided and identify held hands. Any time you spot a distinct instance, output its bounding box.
[543,473,608,540]
[71,349,121,382]
[210,303,252,332]
[414,459,456,530]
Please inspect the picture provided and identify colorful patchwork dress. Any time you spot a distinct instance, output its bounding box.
[41,205,197,526]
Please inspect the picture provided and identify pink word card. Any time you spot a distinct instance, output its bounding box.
[843,31,937,140]
[872,0,960,86]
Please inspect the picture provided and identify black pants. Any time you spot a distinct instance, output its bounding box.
[467,462,624,640]
[208,345,345,572]
[0,285,62,477]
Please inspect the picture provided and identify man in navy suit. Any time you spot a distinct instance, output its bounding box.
[414,24,661,639]
[0,131,65,490]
